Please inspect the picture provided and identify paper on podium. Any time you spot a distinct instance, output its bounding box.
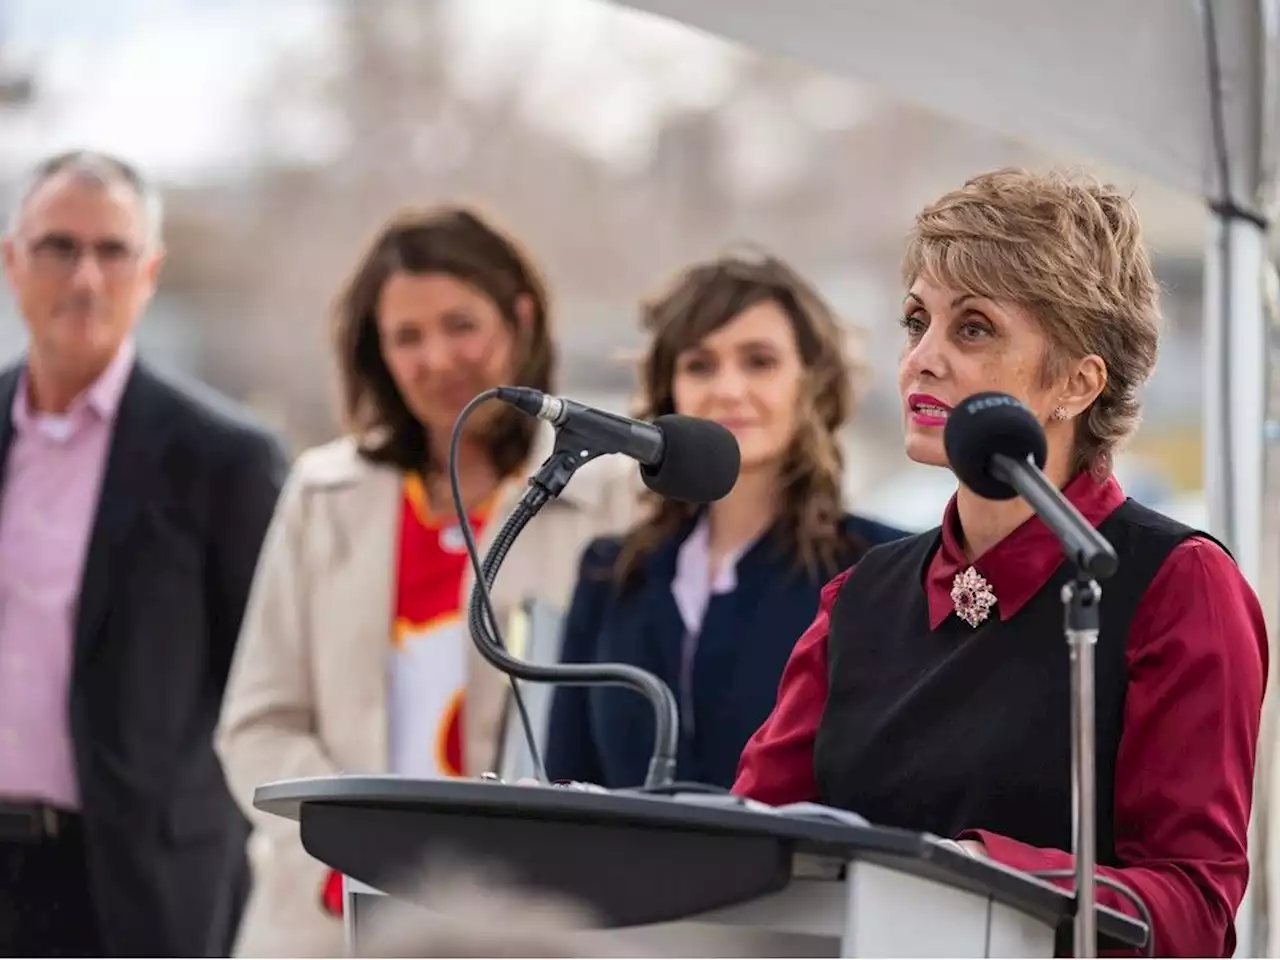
[497,597,565,782]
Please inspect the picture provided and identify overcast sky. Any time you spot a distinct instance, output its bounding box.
[0,0,767,182]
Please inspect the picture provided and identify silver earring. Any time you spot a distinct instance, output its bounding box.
[1052,405,1069,421]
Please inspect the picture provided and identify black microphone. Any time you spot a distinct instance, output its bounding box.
[496,386,740,503]
[944,392,1118,581]
[449,387,743,791]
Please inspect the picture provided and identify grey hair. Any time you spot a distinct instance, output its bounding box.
[6,149,164,250]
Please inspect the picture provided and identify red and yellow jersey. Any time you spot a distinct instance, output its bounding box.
[386,472,497,779]
[323,473,502,917]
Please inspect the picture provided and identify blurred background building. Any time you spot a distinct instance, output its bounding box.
[0,0,1214,531]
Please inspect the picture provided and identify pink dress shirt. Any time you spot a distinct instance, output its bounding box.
[0,341,135,810]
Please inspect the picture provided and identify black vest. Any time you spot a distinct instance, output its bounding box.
[813,499,1213,864]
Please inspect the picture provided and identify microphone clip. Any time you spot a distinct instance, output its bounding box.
[519,425,610,511]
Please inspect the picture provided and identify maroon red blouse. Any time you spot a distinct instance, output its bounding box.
[733,473,1268,957]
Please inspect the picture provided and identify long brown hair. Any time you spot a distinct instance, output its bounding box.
[612,252,864,586]
[333,206,555,477]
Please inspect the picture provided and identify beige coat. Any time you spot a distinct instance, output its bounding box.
[215,429,636,957]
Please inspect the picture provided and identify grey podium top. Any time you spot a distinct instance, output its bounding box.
[255,774,1148,952]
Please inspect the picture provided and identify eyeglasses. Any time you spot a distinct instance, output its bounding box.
[20,233,141,277]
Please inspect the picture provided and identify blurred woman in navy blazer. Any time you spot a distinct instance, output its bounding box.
[544,252,907,789]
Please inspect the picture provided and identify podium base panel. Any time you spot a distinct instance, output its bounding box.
[578,924,838,957]
[344,863,1058,958]
[847,861,1055,958]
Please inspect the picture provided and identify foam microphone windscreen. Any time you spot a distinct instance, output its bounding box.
[943,392,1048,500]
[641,414,740,503]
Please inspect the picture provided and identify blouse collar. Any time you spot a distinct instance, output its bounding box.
[925,471,1127,630]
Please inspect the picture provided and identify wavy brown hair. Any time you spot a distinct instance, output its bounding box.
[611,252,865,587]
[333,206,555,477]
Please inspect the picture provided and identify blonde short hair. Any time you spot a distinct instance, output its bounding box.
[902,168,1160,473]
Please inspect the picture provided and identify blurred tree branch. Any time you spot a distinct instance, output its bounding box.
[160,0,1051,450]
[0,73,32,106]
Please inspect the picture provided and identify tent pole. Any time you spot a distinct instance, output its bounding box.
[1202,203,1273,958]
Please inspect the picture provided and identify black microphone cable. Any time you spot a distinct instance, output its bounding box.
[447,387,715,790]
[448,388,547,784]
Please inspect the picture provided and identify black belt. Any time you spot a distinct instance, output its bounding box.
[0,801,77,844]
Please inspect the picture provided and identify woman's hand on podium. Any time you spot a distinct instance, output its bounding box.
[938,837,988,858]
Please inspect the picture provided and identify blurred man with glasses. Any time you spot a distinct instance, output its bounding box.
[0,150,287,957]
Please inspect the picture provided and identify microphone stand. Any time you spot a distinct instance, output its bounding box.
[1062,571,1101,959]
[466,431,681,790]
[992,453,1116,959]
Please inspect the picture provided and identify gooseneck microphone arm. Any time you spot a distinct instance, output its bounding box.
[450,389,680,789]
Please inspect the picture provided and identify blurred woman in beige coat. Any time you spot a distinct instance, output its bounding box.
[215,207,633,957]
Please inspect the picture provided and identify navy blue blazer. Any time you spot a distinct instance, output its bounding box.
[544,512,908,790]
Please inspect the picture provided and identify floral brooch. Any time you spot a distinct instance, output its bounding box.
[950,566,997,628]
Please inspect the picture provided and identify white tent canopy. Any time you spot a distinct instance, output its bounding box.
[606,0,1280,954]
[608,0,1276,203]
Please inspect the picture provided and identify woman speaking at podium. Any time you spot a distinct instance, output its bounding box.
[734,169,1267,958]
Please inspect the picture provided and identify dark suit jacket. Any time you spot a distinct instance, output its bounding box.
[0,359,287,957]
[545,513,907,790]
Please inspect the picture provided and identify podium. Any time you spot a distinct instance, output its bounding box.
[254,775,1149,958]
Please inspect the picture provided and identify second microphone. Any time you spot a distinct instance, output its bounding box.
[495,385,741,504]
